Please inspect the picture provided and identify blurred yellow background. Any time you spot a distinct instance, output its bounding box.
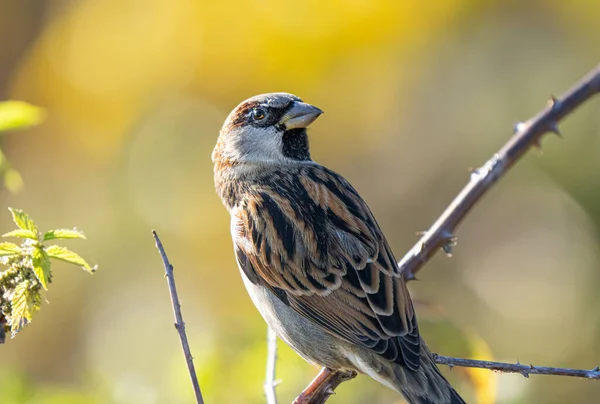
[1,1,600,403]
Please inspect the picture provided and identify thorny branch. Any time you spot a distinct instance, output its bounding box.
[433,355,600,380]
[153,231,204,404]
[293,65,600,403]
[398,64,600,280]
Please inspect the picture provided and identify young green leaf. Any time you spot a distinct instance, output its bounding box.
[0,242,21,256]
[32,247,51,290]
[10,280,41,335]
[8,208,37,234]
[0,101,45,132]
[45,245,94,273]
[43,228,86,241]
[2,229,37,239]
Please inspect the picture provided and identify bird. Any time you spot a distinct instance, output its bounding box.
[212,92,465,404]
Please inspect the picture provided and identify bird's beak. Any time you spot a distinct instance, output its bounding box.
[279,102,323,130]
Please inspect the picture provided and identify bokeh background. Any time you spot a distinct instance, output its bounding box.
[1,1,600,403]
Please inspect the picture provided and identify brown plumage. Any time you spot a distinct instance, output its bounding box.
[213,93,465,404]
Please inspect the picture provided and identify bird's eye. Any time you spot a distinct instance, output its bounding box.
[252,108,266,121]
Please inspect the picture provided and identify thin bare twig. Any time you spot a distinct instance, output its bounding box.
[433,354,600,380]
[152,230,204,404]
[300,65,600,403]
[264,326,279,404]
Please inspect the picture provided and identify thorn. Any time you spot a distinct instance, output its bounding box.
[549,122,562,138]
[591,366,600,372]
[447,364,454,370]
[516,359,521,365]
[469,167,481,180]
[325,388,336,396]
[529,364,535,370]
[513,122,527,134]
[441,231,458,256]
[548,95,561,110]
[404,271,416,281]
[521,371,530,379]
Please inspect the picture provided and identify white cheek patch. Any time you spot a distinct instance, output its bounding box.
[224,126,288,164]
[246,128,285,163]
[253,133,283,162]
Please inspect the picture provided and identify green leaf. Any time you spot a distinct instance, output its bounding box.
[10,280,41,336]
[2,229,37,239]
[0,242,21,256]
[45,245,95,273]
[32,247,51,290]
[4,169,24,194]
[43,228,86,241]
[8,208,37,234]
[0,101,45,132]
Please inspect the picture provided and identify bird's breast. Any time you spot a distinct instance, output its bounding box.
[236,259,355,370]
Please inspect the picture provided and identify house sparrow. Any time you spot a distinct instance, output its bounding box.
[213,93,465,404]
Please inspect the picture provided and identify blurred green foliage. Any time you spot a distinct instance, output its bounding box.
[0,101,43,193]
[0,101,44,132]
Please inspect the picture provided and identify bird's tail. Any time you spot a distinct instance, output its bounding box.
[393,348,466,404]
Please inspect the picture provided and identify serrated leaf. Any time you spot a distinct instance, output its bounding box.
[43,228,86,241]
[8,208,37,234]
[2,229,37,239]
[0,101,45,132]
[32,247,51,290]
[45,245,94,273]
[10,280,41,336]
[0,242,21,256]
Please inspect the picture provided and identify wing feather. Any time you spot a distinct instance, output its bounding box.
[233,165,421,370]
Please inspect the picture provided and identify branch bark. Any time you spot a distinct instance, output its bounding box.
[433,355,600,380]
[264,326,279,404]
[294,65,600,403]
[153,230,204,404]
[292,368,357,404]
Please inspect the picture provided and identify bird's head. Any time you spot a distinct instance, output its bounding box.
[212,93,323,167]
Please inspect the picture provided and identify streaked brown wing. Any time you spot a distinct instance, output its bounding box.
[233,165,421,371]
